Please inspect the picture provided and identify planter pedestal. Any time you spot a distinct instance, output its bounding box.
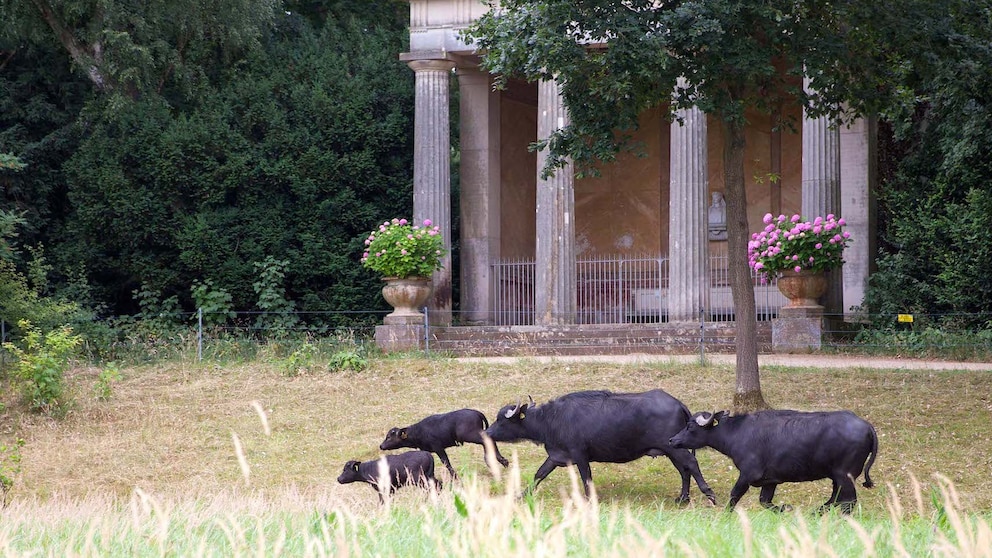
[772,270,827,353]
[375,277,432,352]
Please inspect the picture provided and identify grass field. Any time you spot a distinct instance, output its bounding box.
[0,355,990,556]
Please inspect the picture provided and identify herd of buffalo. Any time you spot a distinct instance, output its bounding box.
[337,388,879,513]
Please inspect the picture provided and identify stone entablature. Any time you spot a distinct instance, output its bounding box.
[408,0,494,54]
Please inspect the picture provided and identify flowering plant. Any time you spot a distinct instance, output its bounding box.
[361,218,445,279]
[748,213,852,279]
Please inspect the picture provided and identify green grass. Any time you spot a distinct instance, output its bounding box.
[0,356,990,556]
[0,474,988,556]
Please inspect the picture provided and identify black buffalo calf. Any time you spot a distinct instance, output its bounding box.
[336,450,442,502]
[380,408,509,477]
[669,409,878,513]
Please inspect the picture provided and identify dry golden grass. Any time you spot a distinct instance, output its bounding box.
[1,357,990,513]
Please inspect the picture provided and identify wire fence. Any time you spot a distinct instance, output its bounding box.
[2,309,991,365]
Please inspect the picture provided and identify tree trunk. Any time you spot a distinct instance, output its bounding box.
[31,0,111,92]
[721,118,771,413]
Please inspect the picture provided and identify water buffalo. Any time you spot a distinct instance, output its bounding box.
[487,390,717,504]
[380,408,509,478]
[336,451,442,503]
[669,409,878,513]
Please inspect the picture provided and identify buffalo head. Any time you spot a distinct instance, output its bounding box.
[337,460,362,484]
[487,396,535,442]
[669,411,729,449]
[379,427,410,451]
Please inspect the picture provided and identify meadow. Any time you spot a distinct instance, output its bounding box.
[0,355,990,556]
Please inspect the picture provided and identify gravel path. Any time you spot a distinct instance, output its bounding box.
[457,353,992,371]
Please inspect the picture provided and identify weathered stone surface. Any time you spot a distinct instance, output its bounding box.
[425,323,772,357]
[772,315,823,353]
[375,325,425,353]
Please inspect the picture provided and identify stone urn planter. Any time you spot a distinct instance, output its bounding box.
[381,276,432,325]
[776,269,828,310]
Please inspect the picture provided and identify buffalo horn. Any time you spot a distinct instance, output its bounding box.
[527,395,535,408]
[695,413,714,427]
[505,399,522,418]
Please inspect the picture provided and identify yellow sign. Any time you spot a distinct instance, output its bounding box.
[897,314,914,323]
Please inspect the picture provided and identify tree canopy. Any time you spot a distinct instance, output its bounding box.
[0,0,280,97]
[1,1,414,322]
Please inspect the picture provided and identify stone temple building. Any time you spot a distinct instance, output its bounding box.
[399,0,877,331]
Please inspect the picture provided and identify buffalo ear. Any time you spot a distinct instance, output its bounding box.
[400,428,408,440]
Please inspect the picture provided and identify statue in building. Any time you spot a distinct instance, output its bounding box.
[708,191,728,241]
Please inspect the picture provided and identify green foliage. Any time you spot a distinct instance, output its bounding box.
[0,154,26,172]
[93,362,123,401]
[0,260,92,338]
[361,218,446,279]
[464,0,935,176]
[253,256,299,334]
[327,349,368,372]
[0,437,24,508]
[2,320,81,414]
[852,326,992,361]
[0,210,26,262]
[134,285,184,329]
[44,10,413,319]
[191,279,235,327]
[279,342,317,377]
[0,0,279,96]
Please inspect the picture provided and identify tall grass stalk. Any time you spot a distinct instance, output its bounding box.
[0,466,988,557]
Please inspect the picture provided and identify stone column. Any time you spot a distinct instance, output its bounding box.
[802,76,842,319]
[668,93,709,322]
[408,59,455,325]
[840,116,877,319]
[457,67,501,325]
[534,78,576,326]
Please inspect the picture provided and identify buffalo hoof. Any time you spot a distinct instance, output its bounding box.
[818,502,855,515]
[497,457,509,467]
[760,503,793,513]
[674,495,691,506]
[705,494,718,506]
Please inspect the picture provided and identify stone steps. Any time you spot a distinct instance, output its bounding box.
[425,322,773,357]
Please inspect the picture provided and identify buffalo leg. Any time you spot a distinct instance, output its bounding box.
[666,450,717,505]
[436,449,457,479]
[467,431,510,468]
[830,476,858,514]
[727,476,752,511]
[575,460,594,497]
[488,442,510,467]
[758,485,783,511]
[819,479,841,512]
[529,457,560,493]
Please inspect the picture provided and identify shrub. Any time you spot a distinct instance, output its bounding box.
[2,320,81,414]
[328,349,368,372]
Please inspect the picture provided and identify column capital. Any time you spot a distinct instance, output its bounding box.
[406,58,456,73]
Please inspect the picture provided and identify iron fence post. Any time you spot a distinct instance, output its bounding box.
[423,305,430,356]
[197,308,203,362]
[699,307,706,365]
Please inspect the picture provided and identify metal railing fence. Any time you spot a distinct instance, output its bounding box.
[491,254,788,326]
